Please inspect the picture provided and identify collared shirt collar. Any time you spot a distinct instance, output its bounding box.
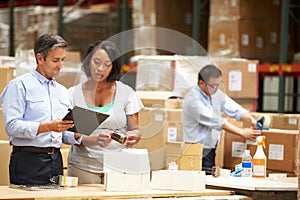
[196,84,210,100]
[31,69,56,86]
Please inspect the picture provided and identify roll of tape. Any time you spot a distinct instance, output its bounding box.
[263,115,271,127]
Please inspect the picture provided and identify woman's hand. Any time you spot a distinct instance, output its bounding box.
[124,130,141,147]
[97,133,112,147]
[80,133,111,147]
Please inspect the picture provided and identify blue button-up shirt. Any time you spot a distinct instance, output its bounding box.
[182,85,248,149]
[0,69,79,148]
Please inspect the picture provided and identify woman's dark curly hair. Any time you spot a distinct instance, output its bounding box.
[81,40,121,81]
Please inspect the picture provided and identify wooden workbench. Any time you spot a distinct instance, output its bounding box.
[0,184,234,200]
[206,176,298,200]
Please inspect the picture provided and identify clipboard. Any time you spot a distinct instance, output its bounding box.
[63,106,109,135]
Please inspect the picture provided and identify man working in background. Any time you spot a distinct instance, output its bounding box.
[182,64,261,175]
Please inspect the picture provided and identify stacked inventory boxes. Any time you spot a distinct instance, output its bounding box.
[134,91,183,170]
[0,66,16,185]
[223,113,300,176]
[208,0,294,63]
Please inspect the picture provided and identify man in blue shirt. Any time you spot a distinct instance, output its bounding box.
[0,33,82,186]
[182,64,261,175]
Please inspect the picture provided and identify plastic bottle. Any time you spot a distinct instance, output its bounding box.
[241,149,252,177]
[253,136,267,178]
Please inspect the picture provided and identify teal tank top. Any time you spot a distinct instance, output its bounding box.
[86,98,115,113]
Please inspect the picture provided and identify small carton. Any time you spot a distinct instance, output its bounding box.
[166,142,203,171]
[151,170,205,191]
[103,149,150,191]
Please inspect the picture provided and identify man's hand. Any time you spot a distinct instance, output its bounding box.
[242,128,262,141]
[50,118,74,132]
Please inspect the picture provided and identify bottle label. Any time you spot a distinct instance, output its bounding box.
[242,162,252,168]
[253,165,265,176]
[242,161,253,177]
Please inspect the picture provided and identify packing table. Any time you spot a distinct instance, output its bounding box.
[206,176,298,200]
[0,184,234,200]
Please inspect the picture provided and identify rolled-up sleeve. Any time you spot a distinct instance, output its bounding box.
[62,131,82,145]
[222,94,248,120]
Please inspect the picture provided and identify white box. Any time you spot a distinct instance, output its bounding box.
[151,170,206,191]
[105,171,144,192]
[103,149,150,173]
[103,149,151,191]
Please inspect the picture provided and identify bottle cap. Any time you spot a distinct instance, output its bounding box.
[245,149,250,154]
[256,135,266,148]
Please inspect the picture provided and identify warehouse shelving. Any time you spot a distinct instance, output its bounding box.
[257,63,300,113]
[256,0,300,113]
[5,0,131,60]
[2,0,300,113]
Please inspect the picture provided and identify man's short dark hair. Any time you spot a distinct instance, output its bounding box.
[34,33,68,63]
[198,64,222,82]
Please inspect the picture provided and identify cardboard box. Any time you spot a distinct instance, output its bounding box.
[136,108,182,152]
[243,112,275,128]
[61,147,70,169]
[262,129,299,173]
[166,142,203,171]
[234,98,258,112]
[0,66,16,96]
[0,140,11,185]
[148,147,166,170]
[0,107,8,140]
[213,57,259,99]
[132,0,207,55]
[243,112,299,130]
[270,114,300,130]
[223,129,299,173]
[215,130,225,168]
[166,142,203,156]
[151,170,205,191]
[136,58,176,91]
[209,0,281,20]
[136,91,181,108]
[135,108,182,170]
[208,17,294,63]
[166,155,202,171]
[134,55,259,98]
[65,51,81,64]
[55,68,84,89]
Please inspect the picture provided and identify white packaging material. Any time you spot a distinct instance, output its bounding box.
[105,171,144,192]
[151,170,206,191]
[103,149,151,191]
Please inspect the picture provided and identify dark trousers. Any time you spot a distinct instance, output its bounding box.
[9,149,63,185]
[202,148,216,175]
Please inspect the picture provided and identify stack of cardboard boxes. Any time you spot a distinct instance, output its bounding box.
[132,0,208,56]
[208,0,294,63]
[0,7,58,56]
[223,113,300,176]
[134,91,185,170]
[135,55,259,111]
[0,66,16,185]
[134,55,300,177]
